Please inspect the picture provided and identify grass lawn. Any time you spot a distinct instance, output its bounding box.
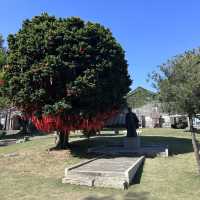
[0,128,200,200]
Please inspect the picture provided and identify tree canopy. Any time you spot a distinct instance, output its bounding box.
[3,13,131,133]
[151,50,200,117]
[151,49,200,174]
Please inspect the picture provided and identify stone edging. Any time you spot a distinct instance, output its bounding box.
[65,155,104,176]
[125,156,145,184]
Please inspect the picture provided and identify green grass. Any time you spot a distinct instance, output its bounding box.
[0,128,200,200]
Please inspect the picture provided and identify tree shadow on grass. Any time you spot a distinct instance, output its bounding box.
[140,136,193,156]
[69,135,193,159]
[124,192,150,200]
[83,192,150,200]
[1,130,47,140]
[83,195,116,200]
[69,136,124,159]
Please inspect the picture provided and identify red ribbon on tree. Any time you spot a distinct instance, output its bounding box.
[29,109,118,133]
[0,80,5,86]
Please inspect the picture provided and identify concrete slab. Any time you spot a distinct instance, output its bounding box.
[88,136,168,157]
[0,139,17,146]
[62,156,145,189]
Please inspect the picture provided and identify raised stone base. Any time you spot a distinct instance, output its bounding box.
[88,144,169,157]
[123,137,141,149]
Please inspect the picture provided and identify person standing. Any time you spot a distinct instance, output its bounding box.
[125,107,139,137]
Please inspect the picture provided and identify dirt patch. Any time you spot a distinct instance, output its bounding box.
[47,149,72,160]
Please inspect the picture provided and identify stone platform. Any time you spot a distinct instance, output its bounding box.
[124,137,141,149]
[88,144,168,157]
[62,156,145,189]
[88,137,168,157]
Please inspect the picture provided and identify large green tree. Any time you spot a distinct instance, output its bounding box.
[151,50,200,174]
[3,13,131,148]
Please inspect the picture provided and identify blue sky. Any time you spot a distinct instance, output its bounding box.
[1,0,200,91]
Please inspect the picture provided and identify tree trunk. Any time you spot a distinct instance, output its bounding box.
[55,131,69,149]
[8,109,12,130]
[3,110,8,130]
[187,117,190,130]
[189,116,200,174]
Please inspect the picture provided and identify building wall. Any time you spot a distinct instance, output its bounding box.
[193,117,200,129]
[144,116,154,128]
[161,114,171,128]
[106,102,172,128]
[132,102,170,128]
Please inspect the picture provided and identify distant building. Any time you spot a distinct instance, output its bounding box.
[132,102,171,128]
[106,87,188,129]
[126,86,156,109]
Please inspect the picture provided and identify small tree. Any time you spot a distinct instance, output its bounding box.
[151,50,200,174]
[3,14,131,149]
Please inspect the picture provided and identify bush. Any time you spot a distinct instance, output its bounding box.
[0,131,6,139]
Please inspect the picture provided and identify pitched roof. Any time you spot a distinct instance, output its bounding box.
[127,86,155,97]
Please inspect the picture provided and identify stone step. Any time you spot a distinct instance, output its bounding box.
[67,169,125,177]
[62,174,128,189]
[62,176,95,187]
